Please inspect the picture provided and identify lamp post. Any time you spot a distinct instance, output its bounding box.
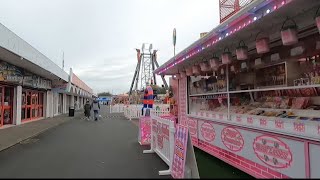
[173,28,176,56]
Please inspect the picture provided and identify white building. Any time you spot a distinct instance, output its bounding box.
[0,22,93,127]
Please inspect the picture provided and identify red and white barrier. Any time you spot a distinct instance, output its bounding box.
[122,104,170,120]
[143,114,176,176]
[110,104,126,113]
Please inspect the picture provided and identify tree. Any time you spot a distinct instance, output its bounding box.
[98,92,112,97]
[150,84,167,94]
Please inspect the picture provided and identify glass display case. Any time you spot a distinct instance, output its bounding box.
[187,49,320,141]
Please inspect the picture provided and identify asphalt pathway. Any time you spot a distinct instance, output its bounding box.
[0,106,170,178]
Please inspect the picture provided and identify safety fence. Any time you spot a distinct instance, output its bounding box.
[110,104,170,120]
[143,113,176,176]
[109,104,126,113]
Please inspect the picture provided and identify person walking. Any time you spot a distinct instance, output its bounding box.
[84,100,91,120]
[91,99,100,121]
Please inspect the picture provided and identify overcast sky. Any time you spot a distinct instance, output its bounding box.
[0,0,219,94]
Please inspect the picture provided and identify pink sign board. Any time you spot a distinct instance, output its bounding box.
[178,78,187,126]
[187,118,198,145]
[195,119,306,178]
[253,135,293,168]
[172,125,189,179]
[139,116,151,145]
[221,127,244,152]
[160,115,177,128]
[200,121,216,142]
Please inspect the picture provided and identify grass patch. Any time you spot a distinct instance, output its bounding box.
[194,147,254,179]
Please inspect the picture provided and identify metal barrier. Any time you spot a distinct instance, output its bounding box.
[143,114,175,176]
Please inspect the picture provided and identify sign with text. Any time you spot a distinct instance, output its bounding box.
[221,127,244,152]
[171,124,199,179]
[195,119,305,178]
[253,135,293,168]
[138,116,151,145]
[178,78,187,126]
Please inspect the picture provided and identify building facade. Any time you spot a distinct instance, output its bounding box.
[0,22,93,127]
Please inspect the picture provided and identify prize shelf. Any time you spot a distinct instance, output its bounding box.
[189,85,320,97]
[189,92,228,97]
[229,84,320,94]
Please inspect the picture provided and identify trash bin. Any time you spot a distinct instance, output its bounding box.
[69,107,75,117]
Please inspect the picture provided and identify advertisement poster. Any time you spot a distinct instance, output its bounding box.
[0,61,23,83]
[179,78,187,126]
[253,135,292,168]
[187,118,198,145]
[139,116,151,145]
[171,125,188,179]
[221,127,244,152]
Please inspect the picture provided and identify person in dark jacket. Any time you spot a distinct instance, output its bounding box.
[84,100,91,120]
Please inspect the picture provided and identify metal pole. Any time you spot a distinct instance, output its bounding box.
[226,64,230,120]
[152,52,157,85]
[62,51,65,70]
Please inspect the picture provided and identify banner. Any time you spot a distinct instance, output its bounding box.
[0,61,23,83]
[138,116,151,145]
[171,124,199,179]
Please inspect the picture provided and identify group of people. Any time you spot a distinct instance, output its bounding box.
[84,99,101,121]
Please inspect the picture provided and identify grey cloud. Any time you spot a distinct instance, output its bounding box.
[0,0,219,94]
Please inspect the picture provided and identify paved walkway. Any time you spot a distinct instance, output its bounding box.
[0,106,170,178]
[0,111,83,152]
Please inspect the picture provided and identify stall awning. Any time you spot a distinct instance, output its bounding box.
[155,0,320,75]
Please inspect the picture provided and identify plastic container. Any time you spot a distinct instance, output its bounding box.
[236,41,248,60]
[281,18,298,46]
[256,37,270,54]
[192,65,201,75]
[200,61,210,72]
[186,67,193,76]
[209,57,220,69]
[221,48,232,64]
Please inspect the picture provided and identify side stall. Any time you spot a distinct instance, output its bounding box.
[154,0,320,178]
